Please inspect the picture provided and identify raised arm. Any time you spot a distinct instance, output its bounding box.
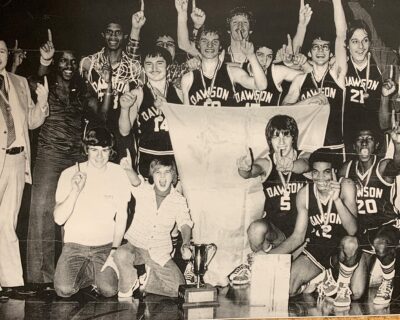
[176,0,200,56]
[332,0,347,84]
[118,88,142,136]
[38,29,55,77]
[292,0,313,54]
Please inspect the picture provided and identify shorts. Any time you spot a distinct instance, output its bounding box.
[303,242,338,271]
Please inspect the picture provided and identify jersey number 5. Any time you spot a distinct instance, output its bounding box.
[280,194,291,211]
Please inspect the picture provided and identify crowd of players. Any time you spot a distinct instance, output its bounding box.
[0,0,400,311]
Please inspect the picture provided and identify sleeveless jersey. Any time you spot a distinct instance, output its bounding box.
[344,57,382,136]
[188,64,236,106]
[307,182,347,249]
[232,63,282,107]
[136,84,181,154]
[299,69,345,147]
[344,156,398,230]
[262,152,308,237]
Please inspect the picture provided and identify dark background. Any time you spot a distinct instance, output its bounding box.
[1,0,400,64]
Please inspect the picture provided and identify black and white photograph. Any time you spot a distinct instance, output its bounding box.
[1,0,400,319]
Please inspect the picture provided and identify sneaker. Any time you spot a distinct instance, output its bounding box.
[118,279,140,298]
[320,269,339,297]
[373,279,393,305]
[184,261,197,285]
[334,283,352,307]
[228,263,251,285]
[302,270,326,294]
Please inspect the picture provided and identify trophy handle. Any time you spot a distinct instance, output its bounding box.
[204,243,217,268]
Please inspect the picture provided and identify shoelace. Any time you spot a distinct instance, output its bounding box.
[336,285,351,299]
[378,280,392,296]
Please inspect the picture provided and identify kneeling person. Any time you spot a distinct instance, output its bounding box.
[53,128,131,298]
[115,158,193,298]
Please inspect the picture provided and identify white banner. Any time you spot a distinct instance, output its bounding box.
[162,104,330,286]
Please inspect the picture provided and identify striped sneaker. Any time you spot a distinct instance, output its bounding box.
[228,263,251,285]
[373,279,393,305]
[334,283,352,307]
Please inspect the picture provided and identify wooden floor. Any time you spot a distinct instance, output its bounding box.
[1,280,400,320]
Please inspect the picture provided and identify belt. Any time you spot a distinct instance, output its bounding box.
[6,146,24,155]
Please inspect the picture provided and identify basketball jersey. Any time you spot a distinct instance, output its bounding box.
[232,63,282,107]
[344,156,398,230]
[136,84,180,154]
[299,69,345,147]
[307,182,347,248]
[262,152,308,237]
[188,64,236,106]
[344,57,382,136]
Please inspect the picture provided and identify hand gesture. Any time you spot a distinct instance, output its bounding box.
[190,0,206,29]
[153,86,167,109]
[298,0,313,27]
[175,0,188,14]
[132,0,146,30]
[239,40,255,58]
[390,122,400,144]
[275,150,294,173]
[40,29,55,61]
[120,148,133,170]
[12,40,27,69]
[186,56,201,70]
[72,162,87,193]
[100,252,120,278]
[382,78,396,97]
[36,76,49,111]
[327,170,340,201]
[273,34,294,65]
[120,90,138,110]
[101,55,112,84]
[303,92,328,106]
[237,147,253,172]
[180,243,192,260]
[292,53,307,67]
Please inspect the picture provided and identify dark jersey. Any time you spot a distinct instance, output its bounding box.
[136,84,181,154]
[306,182,347,249]
[344,57,382,138]
[344,156,398,231]
[232,63,282,107]
[188,64,235,106]
[299,69,345,147]
[262,152,308,237]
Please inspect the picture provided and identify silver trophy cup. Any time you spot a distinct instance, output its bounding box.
[191,243,217,288]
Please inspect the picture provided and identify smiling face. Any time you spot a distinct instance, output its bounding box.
[153,165,173,193]
[309,39,331,66]
[229,14,251,41]
[348,28,370,64]
[103,23,124,50]
[87,146,111,169]
[354,129,377,161]
[0,41,8,72]
[57,51,77,81]
[144,55,167,82]
[198,32,221,59]
[312,161,333,193]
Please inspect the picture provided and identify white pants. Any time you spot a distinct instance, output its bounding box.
[0,152,25,287]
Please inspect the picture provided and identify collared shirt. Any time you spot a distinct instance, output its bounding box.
[0,70,25,149]
[125,180,193,267]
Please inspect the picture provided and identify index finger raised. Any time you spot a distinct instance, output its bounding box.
[140,0,144,12]
[300,0,304,9]
[44,76,48,91]
[192,0,196,11]
[48,29,53,42]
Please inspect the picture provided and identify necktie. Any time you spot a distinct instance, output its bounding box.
[0,74,16,147]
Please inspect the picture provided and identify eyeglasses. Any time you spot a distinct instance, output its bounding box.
[311,44,330,52]
[105,30,123,37]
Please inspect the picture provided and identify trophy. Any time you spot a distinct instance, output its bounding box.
[178,243,219,308]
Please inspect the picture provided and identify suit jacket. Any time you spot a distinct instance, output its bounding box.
[0,72,48,184]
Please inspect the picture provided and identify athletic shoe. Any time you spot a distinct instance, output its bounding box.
[302,270,326,294]
[373,279,393,305]
[184,261,197,285]
[118,279,140,298]
[228,263,251,285]
[333,283,352,307]
[320,269,339,297]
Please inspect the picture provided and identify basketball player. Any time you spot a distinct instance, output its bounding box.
[339,124,400,305]
[229,115,310,284]
[267,148,362,308]
[119,46,181,178]
[283,0,348,161]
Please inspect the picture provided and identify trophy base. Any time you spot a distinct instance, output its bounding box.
[178,283,219,308]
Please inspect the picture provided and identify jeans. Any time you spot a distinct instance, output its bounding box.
[114,243,185,297]
[27,150,81,283]
[54,242,117,298]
